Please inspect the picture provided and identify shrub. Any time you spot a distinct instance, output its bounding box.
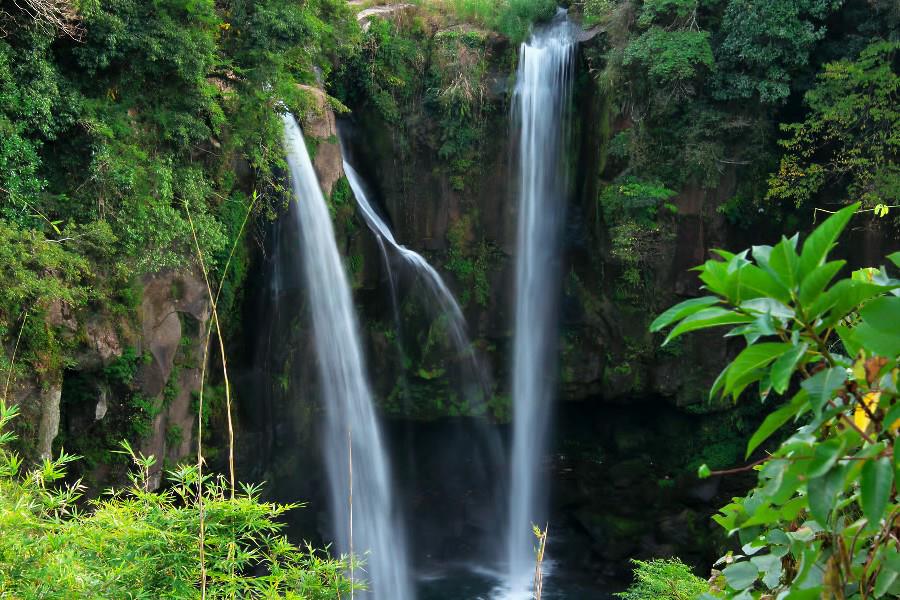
[617,558,710,600]
[652,204,900,598]
[0,401,360,598]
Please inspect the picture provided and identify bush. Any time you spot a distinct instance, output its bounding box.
[617,558,710,600]
[652,204,900,598]
[0,402,360,598]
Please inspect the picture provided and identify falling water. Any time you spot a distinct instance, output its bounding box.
[507,11,576,595]
[342,158,488,400]
[282,113,413,600]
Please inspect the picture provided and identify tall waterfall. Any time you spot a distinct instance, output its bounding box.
[341,158,486,398]
[282,114,413,600]
[507,11,576,594]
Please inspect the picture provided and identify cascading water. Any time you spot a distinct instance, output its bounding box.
[281,113,413,600]
[507,11,576,595]
[341,158,487,398]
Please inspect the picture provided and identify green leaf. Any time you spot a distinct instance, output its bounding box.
[750,554,782,588]
[662,308,754,346]
[800,367,847,417]
[807,464,847,524]
[799,203,858,278]
[770,343,808,394]
[812,279,897,328]
[807,438,845,478]
[725,343,793,399]
[723,561,759,591]
[888,251,900,269]
[650,296,719,332]
[874,548,900,597]
[767,234,801,290]
[798,260,845,306]
[745,391,806,458]
[738,264,791,304]
[698,464,711,478]
[855,296,900,357]
[860,457,893,524]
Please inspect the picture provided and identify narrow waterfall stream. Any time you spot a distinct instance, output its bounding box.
[341,158,488,400]
[282,114,413,600]
[508,11,577,595]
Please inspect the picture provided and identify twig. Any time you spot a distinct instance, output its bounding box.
[2,312,28,407]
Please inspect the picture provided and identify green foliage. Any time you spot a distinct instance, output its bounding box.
[767,40,899,209]
[444,0,557,43]
[652,205,900,598]
[624,28,713,87]
[713,0,843,104]
[446,214,497,307]
[599,178,677,300]
[0,0,357,410]
[0,405,359,598]
[616,558,710,600]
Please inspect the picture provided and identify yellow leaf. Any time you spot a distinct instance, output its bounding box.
[853,391,880,433]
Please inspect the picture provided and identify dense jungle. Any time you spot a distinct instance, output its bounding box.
[0,0,898,598]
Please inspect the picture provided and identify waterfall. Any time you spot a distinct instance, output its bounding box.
[281,113,413,600]
[507,11,576,594]
[341,158,488,401]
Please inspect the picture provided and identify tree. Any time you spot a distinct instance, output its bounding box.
[713,0,842,104]
[767,40,899,211]
[652,204,900,598]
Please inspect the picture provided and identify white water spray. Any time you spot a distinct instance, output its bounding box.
[282,114,413,600]
[507,11,576,596]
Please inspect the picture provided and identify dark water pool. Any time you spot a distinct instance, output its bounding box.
[415,563,615,599]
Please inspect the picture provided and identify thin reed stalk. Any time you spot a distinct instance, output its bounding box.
[533,524,548,600]
[185,191,256,597]
[2,312,28,406]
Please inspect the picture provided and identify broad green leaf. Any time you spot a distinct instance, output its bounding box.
[738,264,791,304]
[800,367,847,417]
[662,308,754,346]
[750,554,782,588]
[798,260,845,306]
[723,561,759,591]
[888,251,900,269]
[812,279,897,329]
[740,297,795,319]
[860,457,893,524]
[874,547,900,597]
[650,295,719,332]
[709,364,728,400]
[799,203,858,278]
[745,392,806,458]
[767,234,801,290]
[807,438,845,478]
[854,296,900,357]
[770,343,808,394]
[725,343,792,398]
[698,464,711,478]
[807,464,847,524]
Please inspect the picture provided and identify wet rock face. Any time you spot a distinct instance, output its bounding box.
[136,271,210,487]
[337,29,739,416]
[298,84,344,197]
